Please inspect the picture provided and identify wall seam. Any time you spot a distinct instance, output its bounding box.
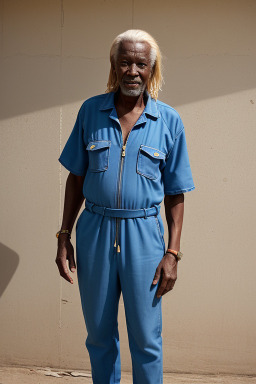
[132,0,134,27]
[58,0,64,369]
[0,0,4,56]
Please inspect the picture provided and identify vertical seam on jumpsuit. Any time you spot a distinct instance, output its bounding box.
[112,318,117,383]
[159,299,163,384]
[157,296,161,339]
[154,215,165,253]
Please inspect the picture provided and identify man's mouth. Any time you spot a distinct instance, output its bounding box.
[124,80,141,86]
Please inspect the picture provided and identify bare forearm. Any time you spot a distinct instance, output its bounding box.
[55,173,84,284]
[60,173,85,234]
[164,194,184,251]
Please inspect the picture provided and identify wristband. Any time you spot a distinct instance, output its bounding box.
[56,229,71,239]
[166,248,183,261]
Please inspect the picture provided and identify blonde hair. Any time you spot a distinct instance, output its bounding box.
[106,29,163,100]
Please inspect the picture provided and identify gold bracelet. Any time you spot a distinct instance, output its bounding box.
[56,229,71,239]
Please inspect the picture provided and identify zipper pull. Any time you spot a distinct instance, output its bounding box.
[122,145,126,157]
[117,244,121,253]
[114,239,116,247]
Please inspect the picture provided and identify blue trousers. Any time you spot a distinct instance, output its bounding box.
[75,200,165,384]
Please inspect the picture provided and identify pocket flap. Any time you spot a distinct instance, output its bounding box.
[139,145,166,160]
[86,140,111,151]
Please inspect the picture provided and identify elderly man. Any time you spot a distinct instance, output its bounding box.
[56,29,195,384]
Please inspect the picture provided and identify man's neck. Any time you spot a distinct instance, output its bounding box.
[115,88,147,113]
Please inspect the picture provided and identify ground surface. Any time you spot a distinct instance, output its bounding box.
[0,366,256,384]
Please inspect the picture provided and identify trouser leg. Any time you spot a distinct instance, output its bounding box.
[118,213,165,384]
[76,210,122,384]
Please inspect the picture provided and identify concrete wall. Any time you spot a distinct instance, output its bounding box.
[0,0,256,375]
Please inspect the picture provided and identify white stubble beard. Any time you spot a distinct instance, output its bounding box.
[119,81,146,97]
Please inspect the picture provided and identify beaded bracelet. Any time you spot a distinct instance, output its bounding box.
[56,229,71,239]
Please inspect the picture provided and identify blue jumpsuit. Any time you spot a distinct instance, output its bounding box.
[58,90,195,384]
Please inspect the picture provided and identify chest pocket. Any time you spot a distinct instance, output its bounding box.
[137,145,166,180]
[86,140,111,172]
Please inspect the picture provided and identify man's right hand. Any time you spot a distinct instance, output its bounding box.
[55,236,76,284]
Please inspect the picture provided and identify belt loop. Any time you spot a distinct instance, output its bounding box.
[153,204,159,216]
[143,208,148,219]
[102,207,106,216]
[91,202,95,213]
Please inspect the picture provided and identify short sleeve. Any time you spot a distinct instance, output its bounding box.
[163,126,195,195]
[58,105,89,176]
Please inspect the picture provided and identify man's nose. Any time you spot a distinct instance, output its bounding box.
[127,63,138,76]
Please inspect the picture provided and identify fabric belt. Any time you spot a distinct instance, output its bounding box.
[85,199,160,219]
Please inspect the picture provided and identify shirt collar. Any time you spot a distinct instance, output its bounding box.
[99,89,160,119]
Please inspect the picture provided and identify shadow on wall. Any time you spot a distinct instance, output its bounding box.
[1,53,255,121]
[0,243,19,297]
[0,0,255,119]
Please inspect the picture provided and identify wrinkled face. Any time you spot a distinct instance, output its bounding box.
[113,40,153,97]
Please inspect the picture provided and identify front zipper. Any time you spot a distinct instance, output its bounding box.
[114,130,132,253]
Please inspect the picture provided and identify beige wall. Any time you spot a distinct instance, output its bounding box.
[0,0,256,375]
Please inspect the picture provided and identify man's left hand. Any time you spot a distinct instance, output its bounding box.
[152,253,178,298]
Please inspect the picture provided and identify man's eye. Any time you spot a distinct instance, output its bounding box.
[121,61,129,66]
[138,63,146,68]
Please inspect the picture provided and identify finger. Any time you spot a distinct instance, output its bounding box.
[152,267,162,285]
[56,259,74,284]
[64,260,74,283]
[60,270,74,284]
[162,279,175,295]
[156,277,168,298]
[68,254,76,273]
